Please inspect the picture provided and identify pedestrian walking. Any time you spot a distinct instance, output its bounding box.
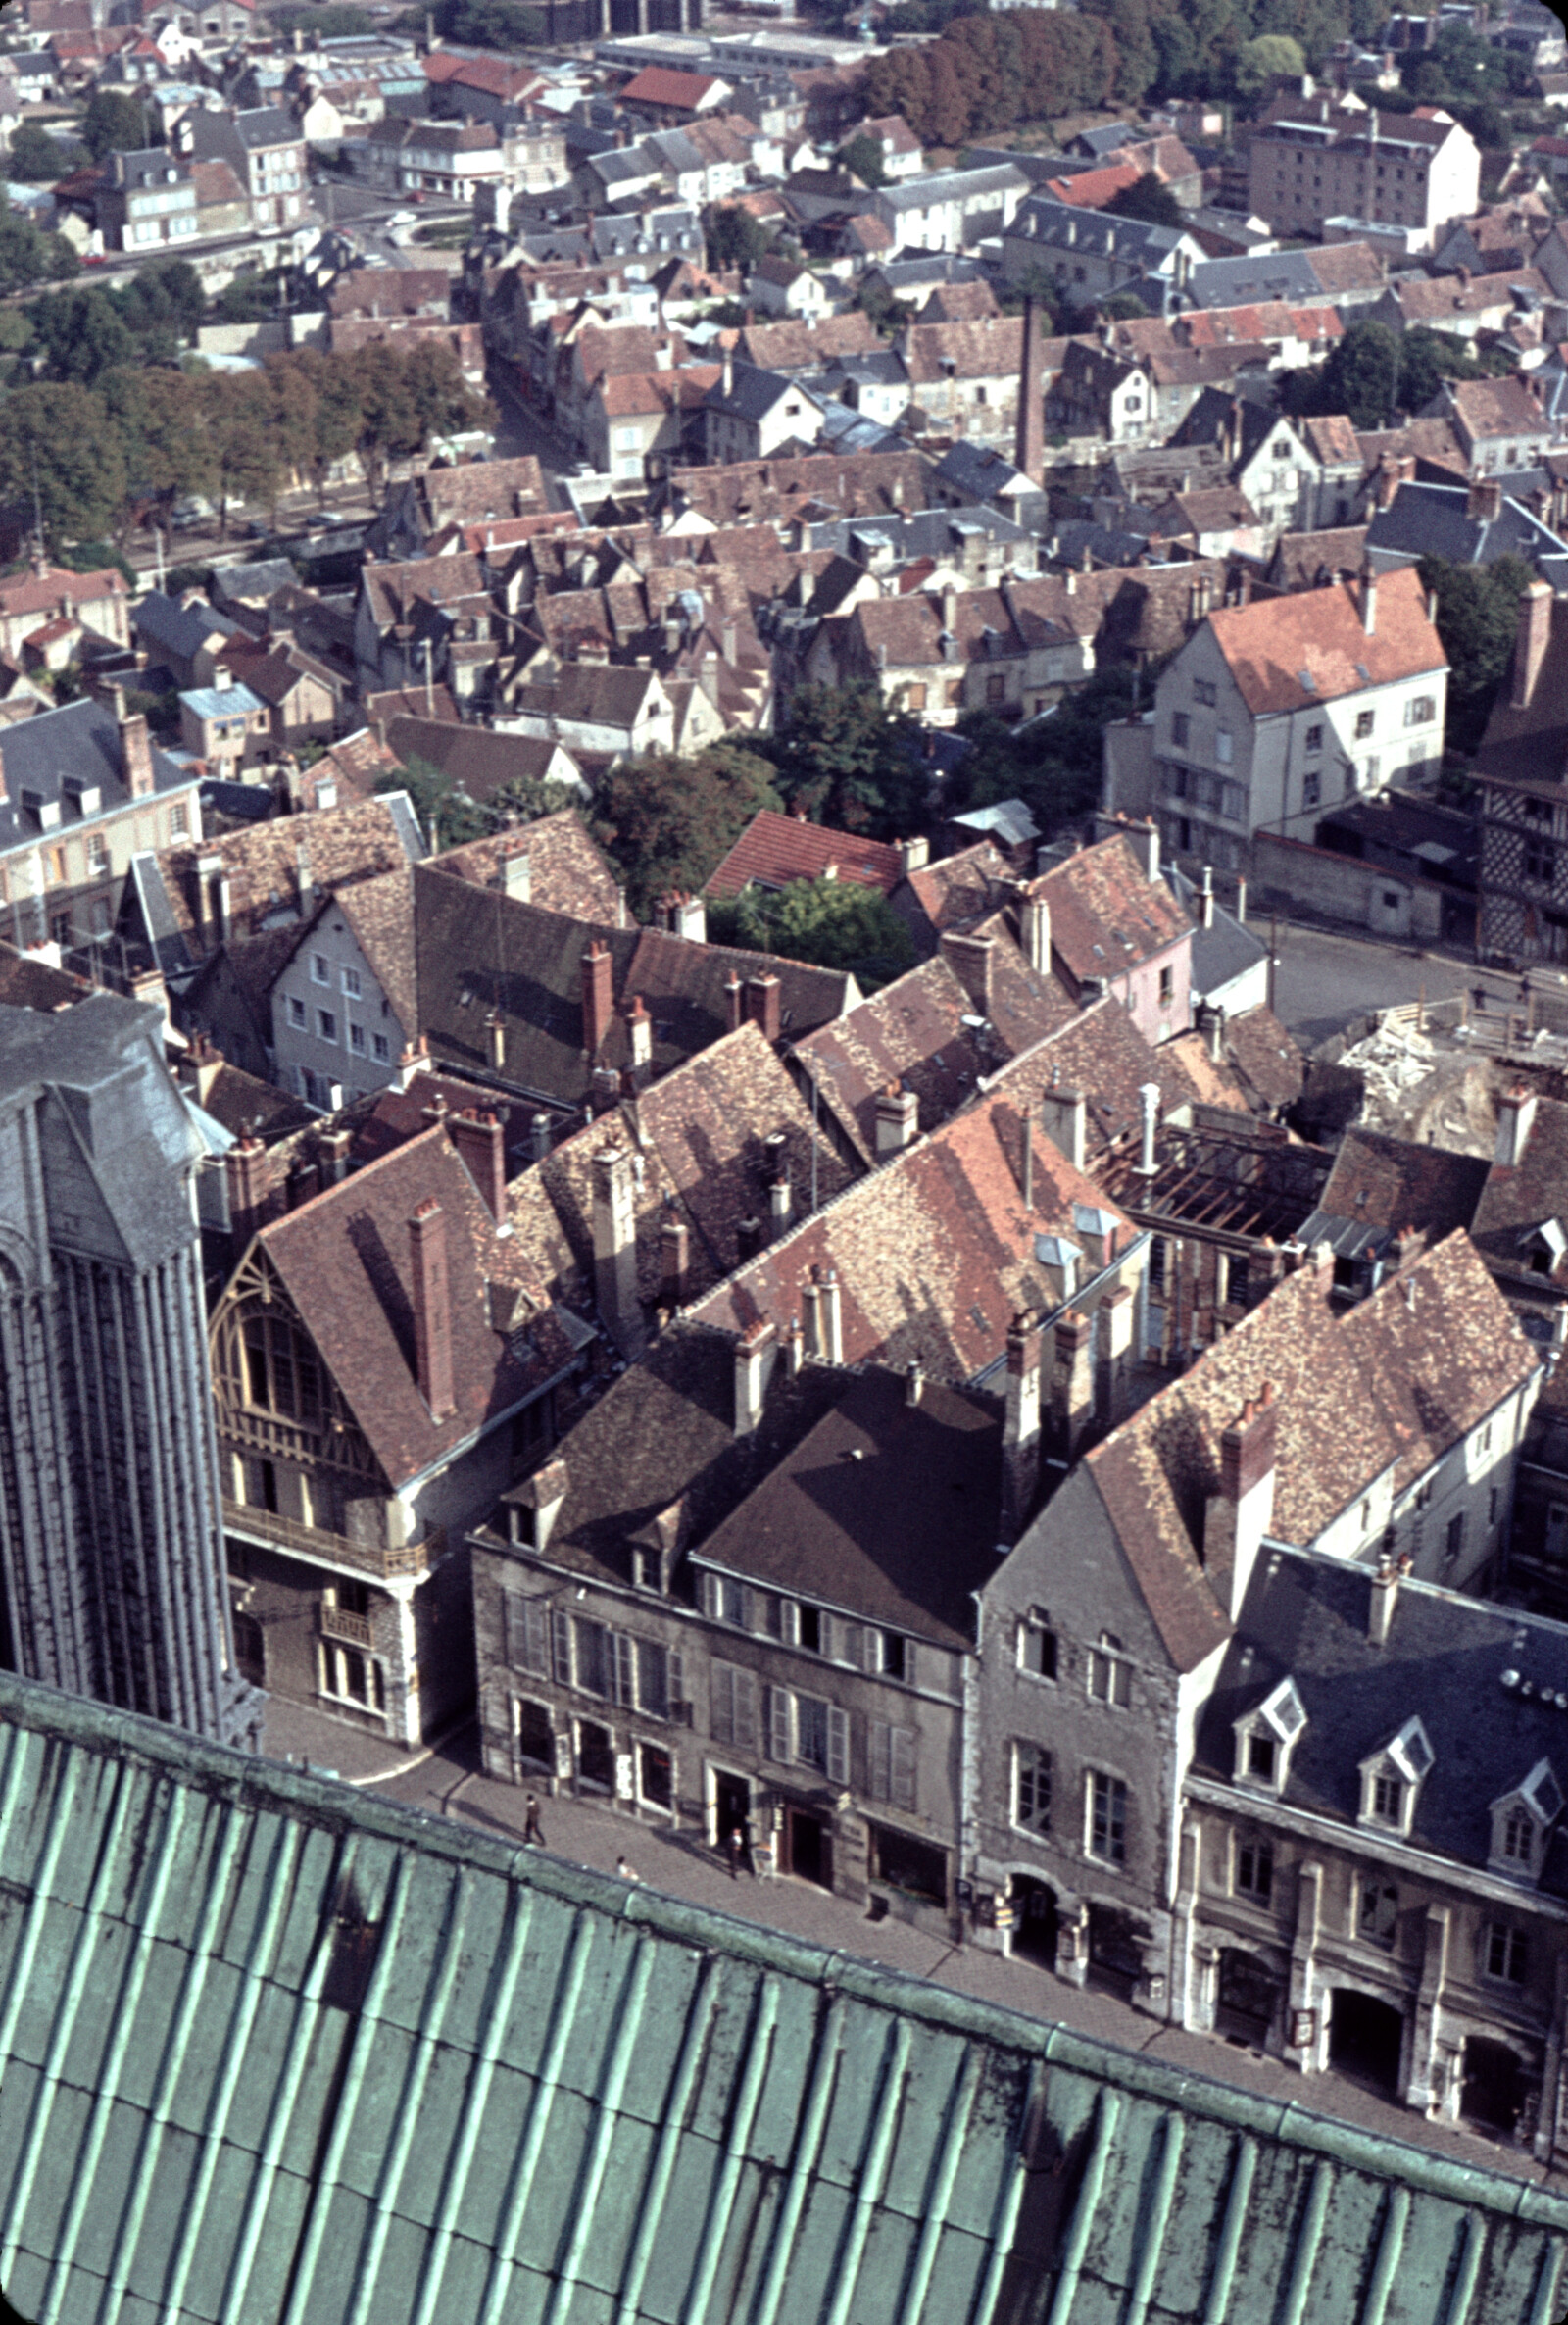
[615,1855,640,1884]
[523,1794,545,1847]
[726,1825,743,1879]
[739,1816,759,1877]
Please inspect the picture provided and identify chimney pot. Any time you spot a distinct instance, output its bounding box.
[581,939,614,1058]
[874,1082,918,1157]
[724,973,744,1035]
[447,1108,507,1224]
[1512,580,1553,713]
[592,1146,643,1355]
[745,972,781,1043]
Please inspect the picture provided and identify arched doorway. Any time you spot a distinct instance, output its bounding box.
[1461,2038,1530,2135]
[1012,1876,1058,1968]
[1328,1990,1403,2094]
[1216,1950,1282,2050]
[232,1610,265,1690]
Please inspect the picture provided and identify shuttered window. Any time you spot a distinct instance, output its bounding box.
[711,1660,758,1751]
[503,1594,548,1676]
[869,1721,917,1812]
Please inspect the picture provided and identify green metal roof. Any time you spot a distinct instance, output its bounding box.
[0,1673,1564,2325]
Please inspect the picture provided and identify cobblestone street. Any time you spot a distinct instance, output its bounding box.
[265,1697,1560,2193]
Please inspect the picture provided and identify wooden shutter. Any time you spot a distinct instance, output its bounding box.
[711,1660,735,1746]
[891,1726,917,1813]
[827,1705,850,1789]
[668,1648,685,1715]
[735,1666,759,1753]
[902,1641,917,1692]
[522,1599,548,1676]
[612,1630,636,1709]
[502,1592,525,1672]
[869,1719,891,1804]
[768,1686,793,1762]
[550,1608,572,1688]
[700,1570,720,1620]
[839,1623,864,1671]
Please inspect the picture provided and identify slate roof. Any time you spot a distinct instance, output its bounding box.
[1085,1234,1537,1663]
[664,449,936,528]
[704,809,903,899]
[1474,592,1568,787]
[251,1124,575,1490]
[1164,864,1267,1004]
[686,1084,1134,1383]
[508,1021,858,1313]
[1038,832,1191,982]
[1470,1096,1568,1289]
[1204,565,1446,718]
[1197,1540,1568,1889]
[981,995,1207,1157]
[696,1366,1003,1648]
[0,698,192,865]
[703,362,823,424]
[1367,480,1568,576]
[383,716,589,812]
[427,815,622,922]
[1005,195,1190,270]
[131,589,240,663]
[413,864,853,1106]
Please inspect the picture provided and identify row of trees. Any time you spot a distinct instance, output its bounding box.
[0,336,487,549]
[1281,320,1518,431]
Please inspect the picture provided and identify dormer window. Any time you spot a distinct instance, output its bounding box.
[1233,1676,1306,1795]
[1358,1715,1433,1837]
[1488,1757,1562,1881]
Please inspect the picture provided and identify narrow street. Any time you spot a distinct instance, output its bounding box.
[266,1696,1561,2195]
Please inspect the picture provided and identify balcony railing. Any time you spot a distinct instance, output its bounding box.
[221,1498,435,1582]
[320,1606,375,1649]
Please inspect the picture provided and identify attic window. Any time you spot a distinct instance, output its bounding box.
[1233,1675,1306,1795]
[1358,1714,1433,1837]
[1489,1756,1563,1881]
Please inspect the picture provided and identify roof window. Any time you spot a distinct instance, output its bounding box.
[1233,1676,1306,1795]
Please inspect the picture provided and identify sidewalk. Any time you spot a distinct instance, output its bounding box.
[261,1698,1556,2189]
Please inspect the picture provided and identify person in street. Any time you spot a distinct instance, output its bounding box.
[739,1816,758,1877]
[615,1855,640,1884]
[726,1825,743,1878]
[523,1794,545,1847]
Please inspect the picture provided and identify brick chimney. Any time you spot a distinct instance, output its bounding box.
[1015,293,1046,486]
[733,1318,777,1436]
[1040,1083,1087,1171]
[661,1213,690,1308]
[1359,561,1378,638]
[745,972,781,1041]
[1051,1308,1095,1458]
[581,940,613,1058]
[874,1082,917,1157]
[1018,881,1051,974]
[121,714,155,800]
[1467,476,1502,523]
[809,1264,843,1363]
[1201,1383,1278,1619]
[627,994,653,1081]
[225,1133,268,1249]
[899,834,930,876]
[449,1109,506,1223]
[409,1200,456,1421]
[1494,1086,1538,1167]
[1002,1311,1042,1541]
[1511,580,1553,712]
[724,973,744,1034]
[592,1145,642,1355]
[940,930,995,1015]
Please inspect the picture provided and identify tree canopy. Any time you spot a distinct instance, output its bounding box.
[1234,32,1304,93]
[1105,172,1185,227]
[1416,553,1535,757]
[953,668,1139,837]
[592,743,783,916]
[8,122,83,182]
[81,89,161,162]
[759,683,928,837]
[704,202,774,273]
[836,131,890,188]
[708,877,916,990]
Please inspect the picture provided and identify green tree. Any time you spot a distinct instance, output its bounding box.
[955,668,1138,837]
[836,130,890,187]
[375,755,496,850]
[592,742,782,916]
[760,682,927,836]
[81,89,161,162]
[271,0,375,28]
[203,371,283,532]
[853,274,905,334]
[1104,172,1184,227]
[1320,319,1400,430]
[27,286,136,384]
[8,122,79,182]
[1416,553,1534,756]
[1235,33,1306,96]
[709,877,917,989]
[0,214,77,296]
[100,365,216,512]
[213,269,283,324]
[704,202,772,273]
[1396,325,1484,415]
[0,382,126,548]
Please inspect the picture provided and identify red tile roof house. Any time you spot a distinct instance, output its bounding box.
[0,563,127,660]
[1037,825,1195,1048]
[1149,564,1448,869]
[1424,374,1555,479]
[703,809,906,903]
[616,66,734,124]
[212,1122,593,1745]
[808,577,1097,729]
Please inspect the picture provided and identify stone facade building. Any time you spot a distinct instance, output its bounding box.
[0,998,259,1745]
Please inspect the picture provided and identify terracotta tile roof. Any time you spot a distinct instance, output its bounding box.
[733,312,881,370]
[686,1083,1133,1382]
[618,65,727,108]
[1298,239,1385,293]
[791,952,1039,1162]
[1039,832,1191,982]
[510,1020,858,1313]
[153,797,417,952]
[983,996,1205,1157]
[666,449,935,528]
[1446,372,1549,442]
[1206,565,1446,718]
[1151,485,1261,534]
[848,575,1091,671]
[1299,413,1362,466]
[900,841,1013,944]
[0,937,88,1011]
[361,550,490,630]
[253,1125,573,1490]
[413,865,853,1106]
[1161,1031,1250,1113]
[704,809,903,899]
[417,455,549,524]
[328,268,450,318]
[1354,417,1467,480]
[598,364,722,418]
[901,316,1023,387]
[363,683,461,727]
[1084,1231,1537,1665]
[1268,525,1370,590]
[1394,268,1550,323]
[0,565,123,621]
[1181,303,1343,352]
[919,280,1001,322]
[309,727,405,805]
[1317,1123,1489,1245]
[425,813,622,923]
[1042,161,1141,208]
[1470,1096,1568,1287]
[1065,559,1230,667]
[1222,1003,1305,1113]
